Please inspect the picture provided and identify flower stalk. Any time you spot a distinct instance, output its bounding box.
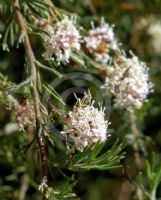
[130,111,142,170]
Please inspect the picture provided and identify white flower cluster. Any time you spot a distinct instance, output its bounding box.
[103,53,153,110]
[62,94,109,152]
[85,17,118,64]
[44,16,80,64]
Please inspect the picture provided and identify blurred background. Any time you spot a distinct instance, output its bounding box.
[0,0,161,199]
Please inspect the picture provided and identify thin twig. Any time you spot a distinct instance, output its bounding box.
[13,0,48,199]
[13,0,41,122]
[18,174,29,200]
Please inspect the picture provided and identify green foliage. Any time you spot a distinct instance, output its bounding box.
[68,139,125,171]
[43,84,65,106]
[1,17,19,51]
[25,0,50,19]
[50,139,126,171]
[47,178,78,200]
[137,153,161,200]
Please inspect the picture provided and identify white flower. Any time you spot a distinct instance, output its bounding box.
[62,93,109,152]
[85,17,118,64]
[44,16,81,64]
[103,53,153,110]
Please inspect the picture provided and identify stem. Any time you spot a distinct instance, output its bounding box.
[13,0,48,199]
[130,111,142,170]
[13,0,40,123]
[18,174,29,200]
[150,190,156,200]
[129,111,144,200]
[86,0,97,15]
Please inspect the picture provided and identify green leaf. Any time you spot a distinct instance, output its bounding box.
[27,0,49,19]
[91,142,105,159]
[146,160,152,180]
[66,139,125,171]
[1,18,18,51]
[37,71,43,93]
[35,60,62,78]
[43,84,65,105]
